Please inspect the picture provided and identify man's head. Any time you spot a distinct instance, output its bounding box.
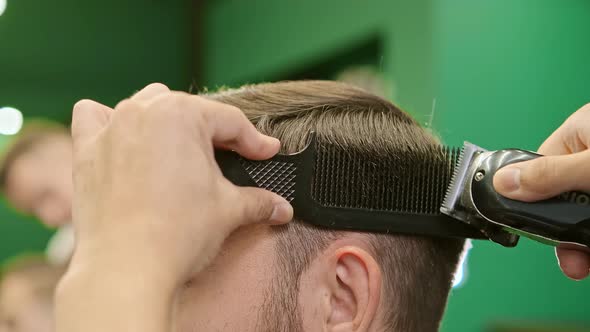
[0,121,72,227]
[175,81,465,332]
[0,256,64,332]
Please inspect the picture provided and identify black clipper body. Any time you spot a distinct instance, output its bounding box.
[441,142,590,249]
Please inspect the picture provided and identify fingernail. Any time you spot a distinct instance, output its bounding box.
[562,264,585,281]
[267,136,281,148]
[562,262,590,281]
[270,202,293,224]
[259,136,280,155]
[495,167,521,192]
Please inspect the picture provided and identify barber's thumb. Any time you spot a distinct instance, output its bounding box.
[237,187,293,225]
[493,151,590,202]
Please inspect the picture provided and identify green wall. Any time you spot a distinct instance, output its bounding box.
[204,0,435,119]
[434,1,590,331]
[203,1,589,331]
[0,0,193,261]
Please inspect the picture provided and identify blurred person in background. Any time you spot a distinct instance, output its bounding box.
[0,255,64,332]
[0,121,75,265]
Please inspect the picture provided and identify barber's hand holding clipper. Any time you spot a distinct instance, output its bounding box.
[494,103,590,280]
[55,83,293,332]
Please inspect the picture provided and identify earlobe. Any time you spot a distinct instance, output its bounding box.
[328,247,382,332]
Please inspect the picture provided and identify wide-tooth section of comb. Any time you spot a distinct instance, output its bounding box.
[311,142,462,215]
[238,159,297,202]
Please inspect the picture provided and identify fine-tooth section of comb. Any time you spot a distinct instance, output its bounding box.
[311,140,462,215]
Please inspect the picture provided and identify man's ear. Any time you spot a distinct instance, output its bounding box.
[327,246,382,332]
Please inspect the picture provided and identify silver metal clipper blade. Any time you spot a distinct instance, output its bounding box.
[440,142,483,218]
[440,142,520,247]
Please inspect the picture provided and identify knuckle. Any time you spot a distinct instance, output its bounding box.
[254,201,274,221]
[192,110,207,129]
[246,194,274,221]
[71,100,97,129]
[176,93,198,112]
[568,103,590,122]
[147,93,210,133]
[226,104,243,116]
[523,158,557,191]
[114,98,142,112]
[73,99,94,113]
[189,94,208,104]
[187,95,208,111]
[148,93,189,114]
[146,93,175,110]
[187,95,213,123]
[230,105,249,123]
[145,82,170,92]
[71,99,99,136]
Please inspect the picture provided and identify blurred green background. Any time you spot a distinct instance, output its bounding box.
[1,0,588,331]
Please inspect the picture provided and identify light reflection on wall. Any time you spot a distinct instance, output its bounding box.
[453,239,473,288]
[0,0,6,17]
[0,107,24,135]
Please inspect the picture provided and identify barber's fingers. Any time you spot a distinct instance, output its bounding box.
[130,83,171,103]
[537,126,573,156]
[538,103,590,156]
[143,92,280,160]
[493,150,590,201]
[232,186,293,226]
[556,247,590,280]
[71,99,113,151]
[198,97,280,160]
[70,81,168,144]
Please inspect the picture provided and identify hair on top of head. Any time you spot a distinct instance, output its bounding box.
[0,119,69,190]
[206,80,465,332]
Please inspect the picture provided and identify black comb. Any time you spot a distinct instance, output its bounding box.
[215,134,486,240]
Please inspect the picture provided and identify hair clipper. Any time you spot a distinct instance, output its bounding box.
[440,142,590,249]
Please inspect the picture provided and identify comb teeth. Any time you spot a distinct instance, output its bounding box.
[239,159,297,202]
[311,142,462,215]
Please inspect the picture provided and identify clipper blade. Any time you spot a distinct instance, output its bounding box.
[439,142,520,247]
[440,142,486,219]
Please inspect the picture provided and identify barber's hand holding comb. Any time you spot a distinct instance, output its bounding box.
[55,83,293,332]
